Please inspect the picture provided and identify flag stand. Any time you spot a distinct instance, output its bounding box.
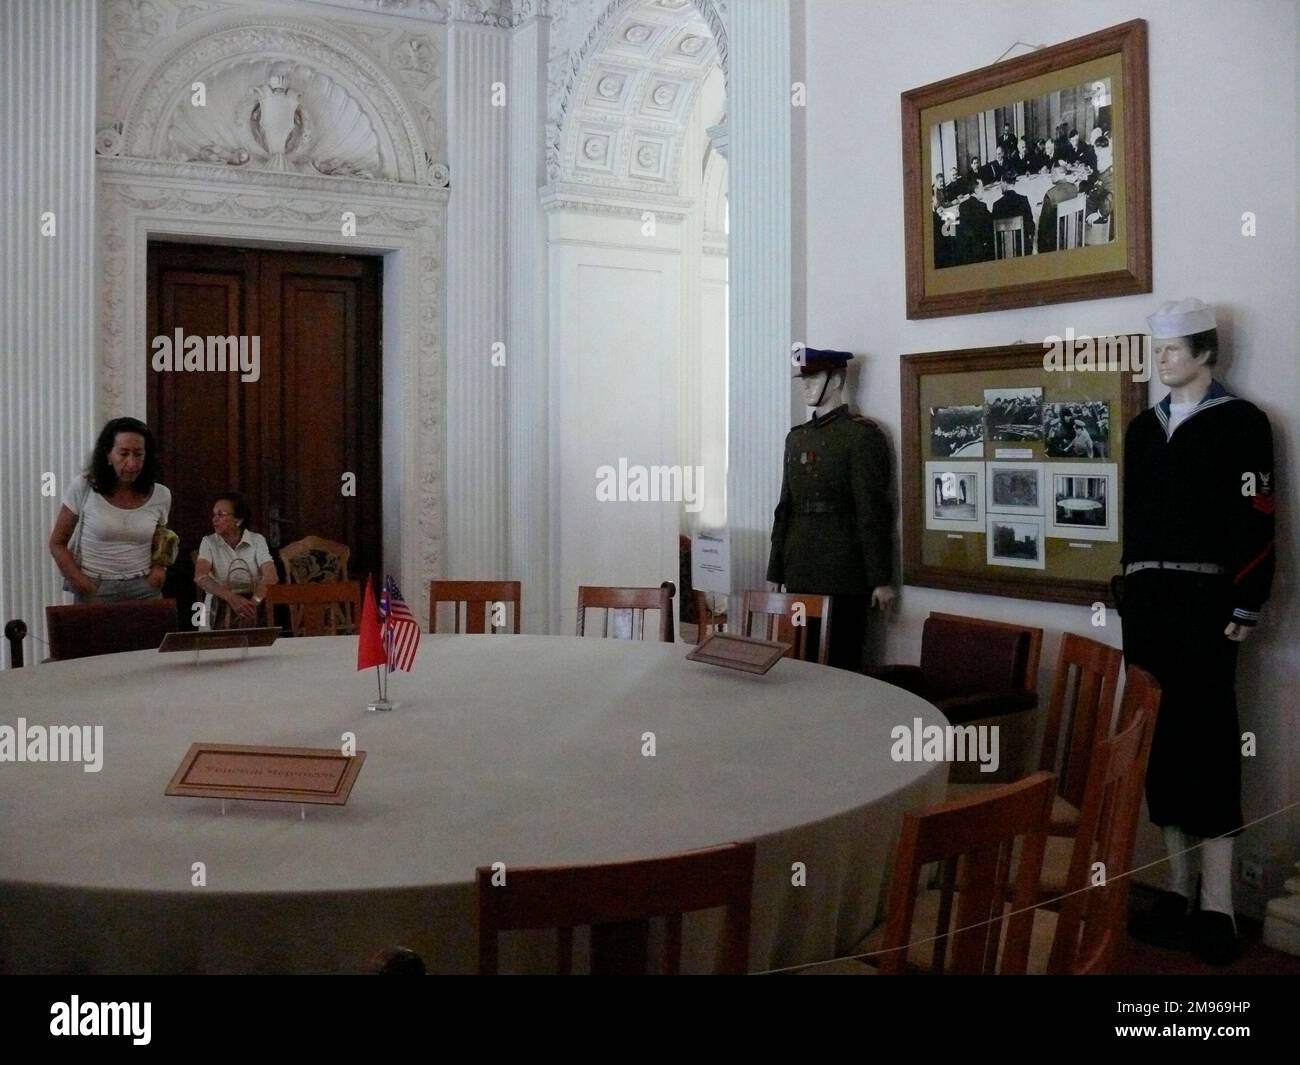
[367,665,399,712]
[360,574,415,712]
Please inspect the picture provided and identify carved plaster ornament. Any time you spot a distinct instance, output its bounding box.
[250,74,305,171]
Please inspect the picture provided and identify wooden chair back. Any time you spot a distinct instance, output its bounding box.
[994,215,1025,258]
[1048,666,1161,974]
[45,600,178,660]
[576,583,675,643]
[691,590,727,645]
[263,580,360,636]
[742,591,832,664]
[477,842,755,975]
[1038,633,1123,810]
[879,772,1056,975]
[279,536,350,584]
[927,612,1043,692]
[430,580,522,634]
[1057,194,1087,249]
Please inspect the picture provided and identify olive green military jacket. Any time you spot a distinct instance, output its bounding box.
[766,404,894,595]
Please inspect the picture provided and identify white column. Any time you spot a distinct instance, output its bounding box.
[0,0,98,667]
[679,104,705,538]
[506,13,550,632]
[726,0,792,618]
[444,21,509,581]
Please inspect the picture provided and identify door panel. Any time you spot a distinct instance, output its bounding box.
[146,244,381,628]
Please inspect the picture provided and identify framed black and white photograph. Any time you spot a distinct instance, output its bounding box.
[986,462,1044,514]
[902,19,1151,318]
[1044,400,1110,457]
[984,386,1043,441]
[925,461,984,531]
[986,515,1045,569]
[929,404,985,457]
[1047,462,1118,541]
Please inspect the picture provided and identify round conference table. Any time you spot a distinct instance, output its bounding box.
[0,635,947,974]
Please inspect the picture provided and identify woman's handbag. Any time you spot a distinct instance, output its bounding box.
[151,525,180,567]
[208,557,259,630]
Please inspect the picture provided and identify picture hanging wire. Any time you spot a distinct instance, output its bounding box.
[991,41,1046,65]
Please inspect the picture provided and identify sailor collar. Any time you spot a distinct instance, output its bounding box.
[1155,379,1239,439]
[807,403,849,429]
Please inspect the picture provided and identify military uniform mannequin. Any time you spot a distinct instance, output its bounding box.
[767,349,895,671]
[1121,298,1276,966]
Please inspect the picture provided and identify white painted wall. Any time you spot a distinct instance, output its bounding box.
[802,0,1298,912]
[548,210,683,634]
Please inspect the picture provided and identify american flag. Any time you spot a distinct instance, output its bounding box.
[379,576,421,672]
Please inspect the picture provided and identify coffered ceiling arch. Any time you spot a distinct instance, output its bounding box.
[551,0,727,195]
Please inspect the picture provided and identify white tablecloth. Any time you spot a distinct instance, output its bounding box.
[0,635,946,973]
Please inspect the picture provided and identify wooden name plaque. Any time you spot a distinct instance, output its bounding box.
[166,744,366,805]
[685,633,789,675]
[159,628,280,653]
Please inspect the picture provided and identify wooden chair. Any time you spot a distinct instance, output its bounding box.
[279,536,352,633]
[993,215,1025,258]
[1032,666,1162,973]
[279,535,350,584]
[477,842,755,975]
[263,580,360,636]
[576,583,675,643]
[1057,194,1086,250]
[869,772,1056,974]
[690,590,727,645]
[1038,633,1123,836]
[741,591,833,664]
[946,630,1121,819]
[45,600,178,661]
[430,580,522,634]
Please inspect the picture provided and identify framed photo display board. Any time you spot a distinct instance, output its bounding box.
[902,19,1151,319]
[902,339,1146,605]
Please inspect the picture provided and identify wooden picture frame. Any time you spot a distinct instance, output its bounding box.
[901,339,1146,605]
[902,19,1151,318]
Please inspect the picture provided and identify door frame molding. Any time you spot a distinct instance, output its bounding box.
[99,160,447,620]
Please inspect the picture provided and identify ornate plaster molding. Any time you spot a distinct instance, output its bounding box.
[119,15,435,185]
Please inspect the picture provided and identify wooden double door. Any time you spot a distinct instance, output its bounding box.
[146,243,382,625]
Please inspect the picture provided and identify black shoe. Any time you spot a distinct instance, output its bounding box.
[1129,890,1191,950]
[1190,910,1239,966]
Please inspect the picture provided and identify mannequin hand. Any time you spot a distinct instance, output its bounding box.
[1224,622,1253,642]
[871,586,896,611]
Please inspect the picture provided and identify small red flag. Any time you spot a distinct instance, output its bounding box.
[357,574,386,670]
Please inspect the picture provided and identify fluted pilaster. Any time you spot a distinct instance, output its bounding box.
[0,0,98,666]
[506,14,550,631]
[444,22,510,582]
[726,0,792,615]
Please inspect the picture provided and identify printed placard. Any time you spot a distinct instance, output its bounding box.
[166,744,365,805]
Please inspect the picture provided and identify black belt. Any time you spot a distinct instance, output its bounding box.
[795,502,845,515]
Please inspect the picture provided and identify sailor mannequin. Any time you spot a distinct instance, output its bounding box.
[1121,299,1276,965]
[767,349,896,671]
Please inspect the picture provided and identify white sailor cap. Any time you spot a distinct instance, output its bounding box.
[1146,297,1216,339]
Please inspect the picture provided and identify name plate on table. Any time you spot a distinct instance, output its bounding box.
[159,628,280,652]
[685,633,789,675]
[165,744,365,805]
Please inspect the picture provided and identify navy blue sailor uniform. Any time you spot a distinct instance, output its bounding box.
[1118,380,1275,838]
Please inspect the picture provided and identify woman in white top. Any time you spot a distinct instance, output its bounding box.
[49,418,173,603]
[194,491,277,630]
